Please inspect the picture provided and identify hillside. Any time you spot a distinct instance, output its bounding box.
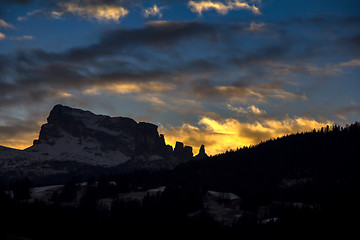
[174,123,360,198]
[1,123,360,239]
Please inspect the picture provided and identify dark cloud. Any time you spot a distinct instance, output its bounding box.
[65,21,216,61]
[0,118,37,136]
[0,18,311,111]
[228,45,289,67]
[104,21,215,47]
[274,16,360,61]
[10,21,216,66]
[337,34,360,55]
[0,84,62,109]
[337,106,360,117]
[18,63,84,86]
[0,20,220,102]
[0,0,184,8]
[0,0,35,5]
[176,59,222,75]
[0,16,351,126]
[0,20,218,97]
[285,16,360,26]
[190,80,305,102]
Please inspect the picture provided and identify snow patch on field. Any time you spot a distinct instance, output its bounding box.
[207,191,240,200]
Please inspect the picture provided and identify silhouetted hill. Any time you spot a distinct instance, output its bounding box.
[1,122,360,239]
[174,123,360,200]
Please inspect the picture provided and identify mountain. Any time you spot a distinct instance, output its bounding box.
[27,104,172,166]
[2,122,360,239]
[0,104,207,184]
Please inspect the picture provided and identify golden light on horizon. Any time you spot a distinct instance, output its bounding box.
[2,114,332,157]
[0,132,38,150]
[160,116,333,156]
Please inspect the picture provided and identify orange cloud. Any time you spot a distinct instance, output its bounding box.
[16,35,35,41]
[188,0,261,15]
[248,21,265,32]
[0,120,46,150]
[197,84,307,103]
[83,82,174,95]
[160,116,332,156]
[59,3,129,22]
[228,104,266,115]
[0,19,14,28]
[143,5,164,18]
[2,112,331,157]
[339,59,360,67]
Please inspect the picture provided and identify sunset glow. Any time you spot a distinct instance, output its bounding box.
[0,0,359,155]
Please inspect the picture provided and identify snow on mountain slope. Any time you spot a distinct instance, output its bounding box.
[23,104,169,167]
[0,105,206,182]
[26,131,130,167]
[0,146,32,168]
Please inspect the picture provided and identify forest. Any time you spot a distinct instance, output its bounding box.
[1,122,360,239]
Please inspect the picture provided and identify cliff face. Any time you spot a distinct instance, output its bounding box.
[27,104,204,167]
[174,142,193,161]
[34,104,169,156]
[135,122,166,155]
[31,105,171,160]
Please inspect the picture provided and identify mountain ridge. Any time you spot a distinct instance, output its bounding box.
[0,104,208,184]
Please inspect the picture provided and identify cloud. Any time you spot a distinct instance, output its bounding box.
[0,17,355,152]
[0,123,39,150]
[0,20,309,116]
[18,9,43,21]
[228,104,266,115]
[143,4,164,18]
[337,34,360,56]
[192,81,307,103]
[339,59,360,67]
[0,32,5,40]
[0,0,35,5]
[50,11,64,19]
[0,19,14,29]
[248,21,265,32]
[188,0,261,16]
[0,110,48,149]
[337,106,360,120]
[58,2,129,22]
[34,20,216,62]
[17,9,64,21]
[15,35,35,41]
[83,81,174,95]
[160,115,332,155]
[267,62,340,78]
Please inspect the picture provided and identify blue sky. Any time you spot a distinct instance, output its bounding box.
[0,0,360,155]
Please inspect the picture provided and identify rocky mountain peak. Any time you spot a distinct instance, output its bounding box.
[34,104,167,153]
[195,144,208,160]
[26,104,204,168]
[174,141,193,160]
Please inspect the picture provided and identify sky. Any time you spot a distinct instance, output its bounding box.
[0,0,360,155]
